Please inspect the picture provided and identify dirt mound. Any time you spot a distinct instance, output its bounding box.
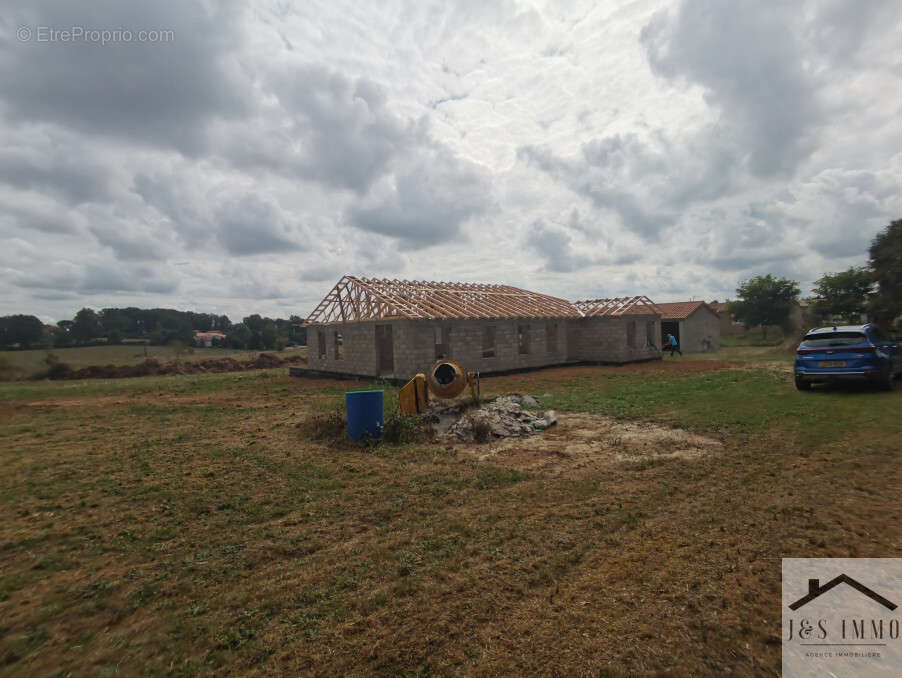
[465,412,723,475]
[37,353,307,381]
[425,394,557,441]
[247,352,284,369]
[195,357,243,372]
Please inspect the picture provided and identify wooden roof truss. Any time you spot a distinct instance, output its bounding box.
[304,276,582,325]
[572,296,662,317]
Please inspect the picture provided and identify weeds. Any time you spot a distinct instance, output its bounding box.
[300,408,346,441]
[0,353,12,379]
[470,415,492,443]
[381,410,427,444]
[44,361,73,380]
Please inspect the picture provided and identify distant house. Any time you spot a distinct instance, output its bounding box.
[655,301,720,352]
[709,301,742,336]
[194,331,227,347]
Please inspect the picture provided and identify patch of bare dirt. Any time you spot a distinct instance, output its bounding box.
[462,412,723,475]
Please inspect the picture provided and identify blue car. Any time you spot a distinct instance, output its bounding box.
[794,324,902,391]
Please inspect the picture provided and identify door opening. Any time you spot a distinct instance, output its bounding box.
[375,324,394,375]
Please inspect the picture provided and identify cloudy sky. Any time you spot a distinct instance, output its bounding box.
[2,0,901,322]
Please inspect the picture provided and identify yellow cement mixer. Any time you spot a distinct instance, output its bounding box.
[399,360,480,414]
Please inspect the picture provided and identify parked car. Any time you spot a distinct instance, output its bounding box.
[794,324,902,391]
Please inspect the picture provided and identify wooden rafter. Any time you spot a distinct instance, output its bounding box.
[303,277,663,325]
[572,296,662,317]
[303,276,583,325]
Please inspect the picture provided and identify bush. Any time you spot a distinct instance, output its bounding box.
[46,362,73,380]
[300,409,347,442]
[381,411,427,444]
[470,415,492,443]
[0,354,14,380]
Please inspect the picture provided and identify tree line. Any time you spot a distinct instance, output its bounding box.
[729,218,902,335]
[0,307,307,351]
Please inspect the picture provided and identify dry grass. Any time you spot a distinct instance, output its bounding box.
[1,359,900,675]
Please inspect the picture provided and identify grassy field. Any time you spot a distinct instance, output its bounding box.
[1,348,900,675]
[719,330,786,347]
[0,345,307,379]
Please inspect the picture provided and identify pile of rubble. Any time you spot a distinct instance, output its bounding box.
[422,394,556,441]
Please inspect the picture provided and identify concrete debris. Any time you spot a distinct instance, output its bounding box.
[422,394,556,441]
[520,395,539,408]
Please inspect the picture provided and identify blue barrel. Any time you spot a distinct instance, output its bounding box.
[345,390,384,441]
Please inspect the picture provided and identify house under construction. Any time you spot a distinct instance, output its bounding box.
[300,276,662,381]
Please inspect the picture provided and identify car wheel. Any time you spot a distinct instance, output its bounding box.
[872,369,894,391]
[795,376,811,391]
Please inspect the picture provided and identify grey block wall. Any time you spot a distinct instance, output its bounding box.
[305,314,661,380]
[306,322,379,377]
[678,308,720,352]
[568,315,661,363]
[391,318,571,380]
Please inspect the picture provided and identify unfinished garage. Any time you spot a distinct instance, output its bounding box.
[655,301,720,353]
[301,276,663,380]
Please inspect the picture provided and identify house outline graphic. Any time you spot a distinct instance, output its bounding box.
[789,574,898,611]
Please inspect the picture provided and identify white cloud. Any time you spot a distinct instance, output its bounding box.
[1,0,901,320]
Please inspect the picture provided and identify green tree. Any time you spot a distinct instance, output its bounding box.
[260,324,277,350]
[52,320,74,347]
[868,218,902,329]
[71,308,101,344]
[811,267,874,324]
[227,323,251,349]
[0,315,45,348]
[243,314,265,332]
[99,308,129,338]
[729,275,801,338]
[288,315,306,346]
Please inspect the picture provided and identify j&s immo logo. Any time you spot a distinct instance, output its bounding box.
[783,559,901,677]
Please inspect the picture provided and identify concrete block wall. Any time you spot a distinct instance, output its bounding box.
[305,314,661,380]
[569,315,661,363]
[679,308,720,352]
[625,315,663,361]
[305,322,379,377]
[392,318,571,380]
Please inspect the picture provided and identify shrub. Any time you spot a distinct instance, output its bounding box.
[300,409,347,442]
[46,362,73,380]
[381,410,426,444]
[470,415,492,443]
[0,354,14,380]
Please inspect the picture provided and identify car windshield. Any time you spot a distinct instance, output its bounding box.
[800,331,867,348]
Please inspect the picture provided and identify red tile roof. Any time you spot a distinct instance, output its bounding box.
[654,301,717,320]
